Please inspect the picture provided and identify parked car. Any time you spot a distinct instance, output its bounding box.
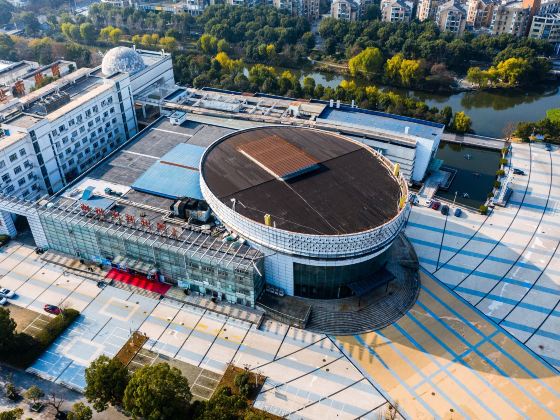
[43,304,62,315]
[0,288,15,298]
[441,205,449,215]
[454,208,462,217]
[545,143,552,151]
[513,168,525,175]
[0,297,7,306]
[431,201,441,210]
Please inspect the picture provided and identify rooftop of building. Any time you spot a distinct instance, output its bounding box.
[202,126,403,235]
[46,116,262,267]
[163,87,444,148]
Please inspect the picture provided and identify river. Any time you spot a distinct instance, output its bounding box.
[273,68,560,138]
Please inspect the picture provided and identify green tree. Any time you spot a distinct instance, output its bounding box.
[496,57,530,86]
[0,408,23,420]
[123,363,192,420]
[79,23,97,44]
[547,109,560,124]
[0,308,16,354]
[0,34,15,61]
[199,34,218,54]
[348,47,384,78]
[67,402,93,420]
[385,53,404,83]
[23,385,44,405]
[0,0,13,26]
[217,39,230,53]
[84,355,130,412]
[160,36,177,52]
[234,371,252,398]
[16,12,40,36]
[199,386,247,419]
[452,111,472,133]
[466,66,488,88]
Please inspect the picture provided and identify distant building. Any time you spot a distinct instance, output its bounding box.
[467,0,498,28]
[6,0,29,7]
[436,0,467,33]
[529,12,560,45]
[539,0,560,14]
[416,0,440,20]
[381,0,413,22]
[490,1,531,36]
[331,0,359,20]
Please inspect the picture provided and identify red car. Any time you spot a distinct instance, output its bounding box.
[431,201,441,210]
[44,304,62,315]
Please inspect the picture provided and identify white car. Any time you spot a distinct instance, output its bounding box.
[0,288,15,298]
[0,297,6,305]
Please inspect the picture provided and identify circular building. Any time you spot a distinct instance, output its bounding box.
[101,46,146,76]
[200,126,409,299]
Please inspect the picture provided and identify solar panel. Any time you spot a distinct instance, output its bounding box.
[237,135,320,180]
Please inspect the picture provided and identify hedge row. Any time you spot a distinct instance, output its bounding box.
[5,309,80,368]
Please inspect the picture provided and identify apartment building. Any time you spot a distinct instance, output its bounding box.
[467,0,499,28]
[417,0,441,20]
[331,0,359,20]
[381,0,413,22]
[436,0,468,33]
[490,1,532,35]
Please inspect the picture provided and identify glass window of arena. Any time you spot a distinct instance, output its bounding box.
[293,252,389,299]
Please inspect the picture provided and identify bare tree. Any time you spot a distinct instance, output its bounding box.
[47,392,65,417]
[379,401,399,420]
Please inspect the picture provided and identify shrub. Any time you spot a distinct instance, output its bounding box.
[479,205,488,215]
[496,169,505,177]
[234,371,252,398]
[487,192,494,198]
[499,158,508,166]
[494,181,501,188]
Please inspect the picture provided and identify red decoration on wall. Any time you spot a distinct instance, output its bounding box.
[51,63,60,78]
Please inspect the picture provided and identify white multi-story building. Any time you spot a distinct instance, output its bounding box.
[331,0,359,20]
[381,0,413,22]
[436,0,468,33]
[417,0,441,20]
[0,47,174,237]
[467,0,499,28]
[490,1,532,35]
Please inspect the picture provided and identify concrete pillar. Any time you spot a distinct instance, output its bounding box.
[27,211,48,248]
[0,211,17,237]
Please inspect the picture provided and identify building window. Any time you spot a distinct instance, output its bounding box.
[0,161,5,169]
[2,174,11,183]
[13,165,21,175]
[18,178,25,186]
[9,153,17,162]
[19,148,26,157]
[5,185,14,193]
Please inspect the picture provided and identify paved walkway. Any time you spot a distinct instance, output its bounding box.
[0,242,392,419]
[337,271,560,419]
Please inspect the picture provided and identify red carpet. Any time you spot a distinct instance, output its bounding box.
[106,268,171,294]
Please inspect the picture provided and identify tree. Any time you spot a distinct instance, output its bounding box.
[123,363,192,420]
[99,26,115,42]
[495,57,530,87]
[348,47,384,78]
[0,0,14,26]
[109,28,123,44]
[234,371,252,398]
[0,308,16,354]
[385,53,404,83]
[0,34,15,61]
[23,385,44,405]
[67,402,93,420]
[84,355,130,412]
[199,33,218,54]
[200,386,247,419]
[399,59,423,87]
[16,12,40,36]
[452,111,472,133]
[80,23,97,44]
[160,36,177,52]
[0,408,23,420]
[46,392,65,418]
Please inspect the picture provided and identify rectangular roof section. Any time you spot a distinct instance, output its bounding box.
[237,135,320,180]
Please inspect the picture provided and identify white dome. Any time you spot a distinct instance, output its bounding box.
[101,47,146,76]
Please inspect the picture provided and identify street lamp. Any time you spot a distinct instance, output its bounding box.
[453,191,458,206]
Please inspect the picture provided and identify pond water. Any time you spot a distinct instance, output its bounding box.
[277,67,560,138]
[434,142,502,208]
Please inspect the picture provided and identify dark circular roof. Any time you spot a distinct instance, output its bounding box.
[201,127,402,235]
